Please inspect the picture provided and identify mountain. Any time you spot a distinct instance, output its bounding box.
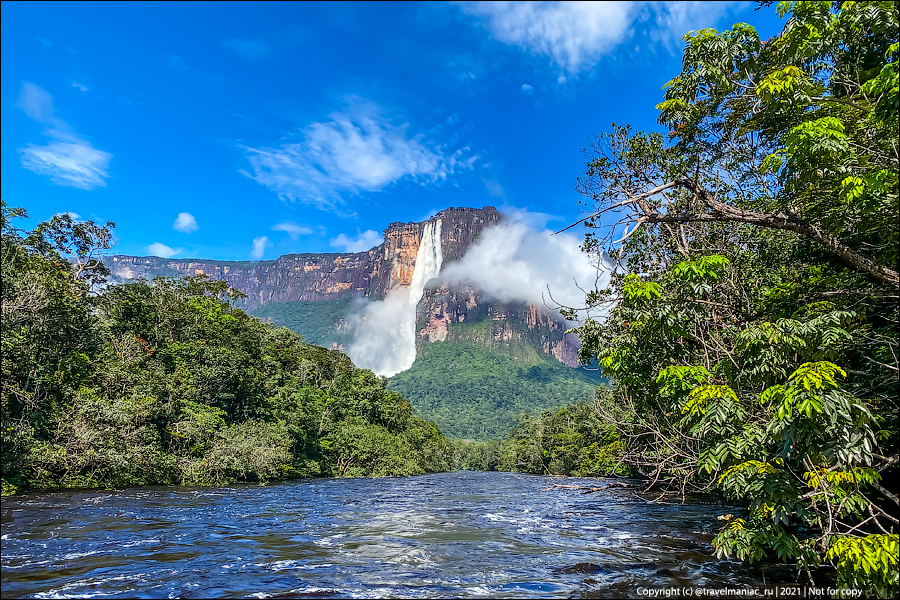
[104,206,605,439]
[107,207,503,307]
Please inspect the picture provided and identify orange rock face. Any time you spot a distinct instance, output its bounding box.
[380,221,424,293]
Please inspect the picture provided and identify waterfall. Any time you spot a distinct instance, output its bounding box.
[408,219,443,310]
[348,219,443,377]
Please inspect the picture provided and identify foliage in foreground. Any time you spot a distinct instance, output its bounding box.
[1,205,452,493]
[568,2,898,596]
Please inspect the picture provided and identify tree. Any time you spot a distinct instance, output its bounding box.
[568,1,898,289]
[1,202,454,494]
[565,2,898,595]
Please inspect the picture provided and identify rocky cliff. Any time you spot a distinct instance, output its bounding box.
[107,206,503,308]
[105,206,579,366]
[416,281,580,366]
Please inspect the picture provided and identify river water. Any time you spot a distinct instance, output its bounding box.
[2,471,786,598]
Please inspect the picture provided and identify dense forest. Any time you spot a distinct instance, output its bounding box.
[388,337,606,440]
[249,297,607,440]
[561,2,898,596]
[0,205,453,494]
[454,395,628,477]
[249,298,354,349]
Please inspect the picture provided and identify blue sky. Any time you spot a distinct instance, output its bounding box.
[1,1,784,261]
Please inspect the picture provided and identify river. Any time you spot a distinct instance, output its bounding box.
[1,471,788,598]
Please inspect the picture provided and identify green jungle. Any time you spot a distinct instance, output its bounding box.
[2,2,898,596]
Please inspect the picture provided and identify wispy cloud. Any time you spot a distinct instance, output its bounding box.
[251,236,270,260]
[457,1,738,74]
[222,38,271,59]
[271,221,317,240]
[16,82,112,190]
[330,229,383,253]
[71,82,89,92]
[168,54,190,71]
[520,83,534,94]
[417,208,441,222]
[241,98,478,213]
[484,179,506,200]
[147,242,181,258]
[173,212,198,233]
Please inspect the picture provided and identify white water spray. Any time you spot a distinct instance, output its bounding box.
[408,219,443,310]
[348,219,443,377]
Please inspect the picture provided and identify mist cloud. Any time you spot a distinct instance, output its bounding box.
[251,236,270,260]
[345,216,605,377]
[441,219,604,312]
[347,290,418,378]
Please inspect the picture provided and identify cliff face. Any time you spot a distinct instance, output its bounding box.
[374,206,503,295]
[107,206,503,309]
[105,205,579,365]
[107,252,376,308]
[416,281,580,367]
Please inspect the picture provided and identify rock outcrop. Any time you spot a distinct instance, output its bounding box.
[416,281,580,367]
[107,207,504,308]
[105,205,580,366]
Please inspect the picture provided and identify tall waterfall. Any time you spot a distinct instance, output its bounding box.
[408,219,443,311]
[348,219,443,377]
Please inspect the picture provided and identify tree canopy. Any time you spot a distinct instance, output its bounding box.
[1,202,453,494]
[567,2,898,596]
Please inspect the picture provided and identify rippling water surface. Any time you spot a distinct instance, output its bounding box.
[2,471,783,598]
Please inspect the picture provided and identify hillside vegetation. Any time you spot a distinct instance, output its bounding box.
[249,297,608,441]
[1,206,452,494]
[454,395,628,477]
[250,298,353,348]
[388,336,606,440]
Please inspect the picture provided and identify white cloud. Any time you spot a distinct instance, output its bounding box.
[441,219,605,312]
[222,38,271,59]
[241,99,477,212]
[330,229,383,253]
[54,211,81,220]
[251,236,270,260]
[457,1,739,73]
[15,82,112,190]
[271,221,315,240]
[173,212,198,233]
[520,83,534,94]
[72,82,89,92]
[16,82,55,122]
[147,242,181,258]
[20,142,112,190]
[458,1,638,73]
